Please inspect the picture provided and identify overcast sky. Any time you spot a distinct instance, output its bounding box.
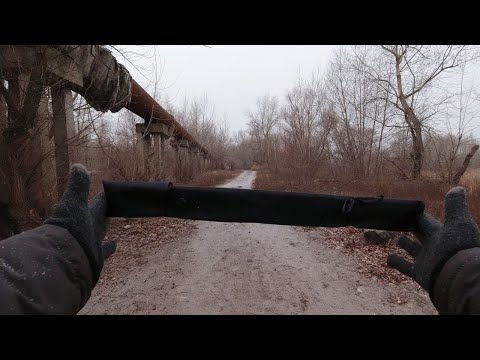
[114,45,480,140]
[116,45,335,133]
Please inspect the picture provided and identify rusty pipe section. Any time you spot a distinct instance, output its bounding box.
[0,45,208,154]
[126,80,208,155]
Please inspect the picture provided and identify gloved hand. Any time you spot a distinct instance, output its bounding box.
[44,164,117,285]
[387,186,480,298]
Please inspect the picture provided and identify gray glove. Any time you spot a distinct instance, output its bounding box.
[44,164,116,285]
[387,186,480,298]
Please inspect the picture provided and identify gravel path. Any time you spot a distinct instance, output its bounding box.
[80,171,436,314]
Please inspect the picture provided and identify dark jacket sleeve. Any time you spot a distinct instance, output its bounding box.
[0,224,93,314]
[433,247,480,315]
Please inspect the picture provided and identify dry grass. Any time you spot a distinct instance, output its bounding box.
[254,170,480,223]
[254,169,480,284]
[185,169,242,187]
[251,164,267,171]
[460,168,480,194]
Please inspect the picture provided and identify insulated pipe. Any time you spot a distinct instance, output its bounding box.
[125,79,208,155]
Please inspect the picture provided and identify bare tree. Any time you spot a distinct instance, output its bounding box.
[422,62,480,184]
[246,94,281,166]
[0,48,50,234]
[354,45,477,178]
[281,71,333,180]
[324,47,409,179]
[228,130,254,169]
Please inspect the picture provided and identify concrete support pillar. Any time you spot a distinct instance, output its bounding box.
[189,147,200,176]
[136,123,174,180]
[152,133,170,179]
[51,86,71,198]
[202,156,207,171]
[170,139,183,181]
[143,134,152,179]
[186,147,192,180]
[160,134,168,178]
[178,140,189,181]
[197,152,203,171]
[65,90,75,140]
[153,133,160,179]
[196,153,201,172]
[135,126,153,180]
[136,132,144,176]
[188,147,196,179]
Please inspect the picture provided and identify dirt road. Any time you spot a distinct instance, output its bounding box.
[80,171,436,314]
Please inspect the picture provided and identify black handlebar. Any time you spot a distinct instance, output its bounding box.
[103,181,424,231]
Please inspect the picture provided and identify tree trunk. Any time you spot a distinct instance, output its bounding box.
[24,91,51,218]
[37,92,56,216]
[51,86,71,198]
[396,56,424,179]
[451,145,480,186]
[0,79,6,134]
[0,73,46,238]
[411,124,424,179]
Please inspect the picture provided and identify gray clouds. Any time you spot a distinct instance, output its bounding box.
[116,45,335,133]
